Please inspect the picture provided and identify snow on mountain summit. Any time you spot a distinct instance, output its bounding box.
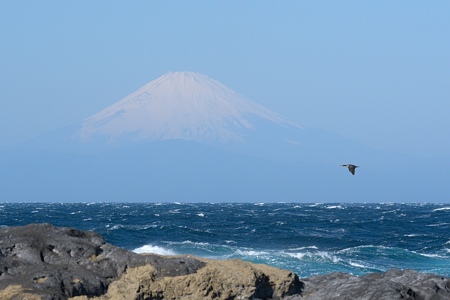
[79,72,301,145]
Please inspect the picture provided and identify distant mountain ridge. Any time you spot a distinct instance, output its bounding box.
[79,72,302,146]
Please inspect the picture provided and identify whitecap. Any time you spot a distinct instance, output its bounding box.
[383,209,399,214]
[288,246,319,251]
[133,244,176,256]
[426,223,449,227]
[348,261,369,268]
[338,245,390,255]
[316,251,341,263]
[177,240,211,246]
[108,224,124,230]
[234,249,270,257]
[326,205,344,209]
[404,233,429,237]
[421,253,445,259]
[286,252,307,260]
[410,250,446,259]
[433,207,450,212]
[286,250,341,264]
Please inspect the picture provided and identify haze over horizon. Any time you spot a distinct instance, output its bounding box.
[1,1,449,158]
[0,69,448,203]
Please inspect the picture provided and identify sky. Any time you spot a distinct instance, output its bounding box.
[1,1,449,157]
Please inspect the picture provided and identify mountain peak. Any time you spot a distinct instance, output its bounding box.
[78,71,301,145]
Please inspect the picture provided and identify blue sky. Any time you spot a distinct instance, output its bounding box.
[1,1,449,156]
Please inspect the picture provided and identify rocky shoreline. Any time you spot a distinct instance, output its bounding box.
[1,223,449,300]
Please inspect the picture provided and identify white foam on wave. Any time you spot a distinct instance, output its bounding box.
[106,224,158,231]
[404,233,423,237]
[410,250,446,259]
[133,245,176,255]
[420,253,445,259]
[326,205,344,209]
[285,252,307,260]
[288,246,319,251]
[176,240,211,246]
[164,240,237,256]
[348,261,369,268]
[106,224,124,230]
[339,244,392,253]
[234,249,270,257]
[433,207,450,212]
[426,222,450,227]
[286,251,341,264]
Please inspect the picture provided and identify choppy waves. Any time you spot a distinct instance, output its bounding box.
[1,202,450,277]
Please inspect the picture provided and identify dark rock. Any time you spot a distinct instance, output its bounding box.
[301,269,450,299]
[0,223,205,300]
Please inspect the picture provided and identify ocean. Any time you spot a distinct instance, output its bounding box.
[1,202,449,278]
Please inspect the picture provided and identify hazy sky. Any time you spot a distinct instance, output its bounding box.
[1,1,449,156]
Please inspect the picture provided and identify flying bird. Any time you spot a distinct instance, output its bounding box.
[341,164,359,175]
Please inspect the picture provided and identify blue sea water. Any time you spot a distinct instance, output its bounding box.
[1,202,450,278]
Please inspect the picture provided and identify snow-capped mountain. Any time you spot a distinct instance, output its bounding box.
[78,72,302,146]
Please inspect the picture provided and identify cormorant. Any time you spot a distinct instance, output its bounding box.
[341,164,359,175]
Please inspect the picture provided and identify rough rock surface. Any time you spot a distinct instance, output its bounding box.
[1,223,450,300]
[0,223,205,300]
[71,258,303,300]
[301,269,450,300]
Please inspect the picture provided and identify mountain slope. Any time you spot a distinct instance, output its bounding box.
[79,72,301,146]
